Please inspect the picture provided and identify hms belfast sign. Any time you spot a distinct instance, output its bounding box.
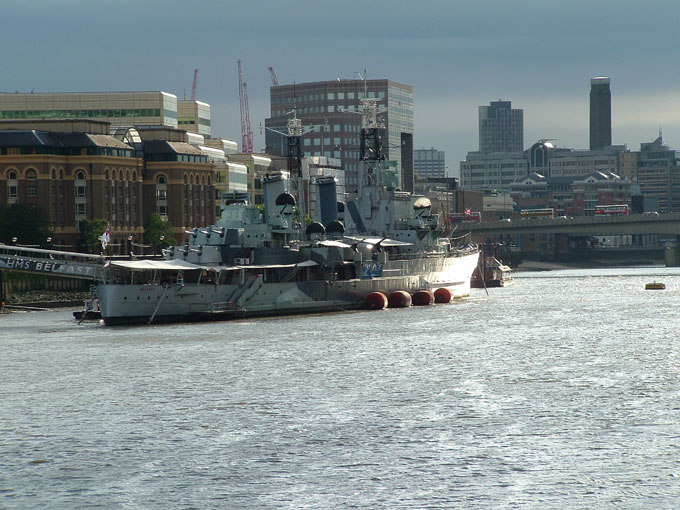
[0,255,98,278]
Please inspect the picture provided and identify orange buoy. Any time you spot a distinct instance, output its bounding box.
[365,291,388,310]
[412,289,435,306]
[388,290,412,308]
[434,287,452,303]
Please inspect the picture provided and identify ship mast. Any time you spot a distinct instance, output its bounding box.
[286,109,305,224]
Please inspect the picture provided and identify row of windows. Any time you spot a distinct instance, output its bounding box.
[271,103,391,117]
[145,153,208,163]
[272,91,387,105]
[0,108,162,119]
[0,146,132,157]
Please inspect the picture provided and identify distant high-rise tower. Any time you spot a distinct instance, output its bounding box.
[590,77,612,150]
[478,100,523,154]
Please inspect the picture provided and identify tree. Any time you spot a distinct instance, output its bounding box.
[144,214,176,254]
[0,204,53,247]
[81,218,109,253]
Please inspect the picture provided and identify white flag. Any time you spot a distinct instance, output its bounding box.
[99,227,110,250]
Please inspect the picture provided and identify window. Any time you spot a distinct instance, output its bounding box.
[76,203,86,215]
[26,169,37,179]
[7,171,18,202]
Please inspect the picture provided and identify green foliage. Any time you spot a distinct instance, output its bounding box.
[0,204,53,247]
[81,218,109,253]
[144,213,176,252]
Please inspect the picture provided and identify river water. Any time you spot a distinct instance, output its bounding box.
[2,266,680,509]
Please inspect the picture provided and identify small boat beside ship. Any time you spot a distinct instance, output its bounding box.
[471,244,513,289]
[87,100,479,325]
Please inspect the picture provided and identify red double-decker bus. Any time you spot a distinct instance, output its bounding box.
[450,210,481,223]
[594,204,628,216]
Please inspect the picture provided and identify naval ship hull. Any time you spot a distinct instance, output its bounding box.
[97,250,479,326]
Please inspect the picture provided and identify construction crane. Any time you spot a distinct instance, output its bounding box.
[191,68,199,101]
[268,66,279,86]
[237,59,254,154]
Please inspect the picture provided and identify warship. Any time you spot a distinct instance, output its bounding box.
[93,99,479,325]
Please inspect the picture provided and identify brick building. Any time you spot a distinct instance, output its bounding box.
[0,120,216,253]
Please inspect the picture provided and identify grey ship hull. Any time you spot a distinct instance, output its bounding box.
[97,251,479,326]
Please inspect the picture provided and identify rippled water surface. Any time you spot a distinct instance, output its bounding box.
[2,266,680,509]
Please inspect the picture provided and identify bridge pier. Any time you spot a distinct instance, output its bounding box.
[664,235,680,267]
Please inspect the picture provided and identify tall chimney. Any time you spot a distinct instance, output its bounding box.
[590,77,612,150]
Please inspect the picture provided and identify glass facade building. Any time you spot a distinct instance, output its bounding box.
[264,79,414,192]
[0,91,179,130]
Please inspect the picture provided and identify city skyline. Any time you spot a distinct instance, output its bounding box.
[4,0,680,177]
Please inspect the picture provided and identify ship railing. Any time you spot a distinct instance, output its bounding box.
[386,250,447,261]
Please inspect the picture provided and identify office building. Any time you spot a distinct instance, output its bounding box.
[0,91,180,129]
[478,100,523,153]
[414,148,446,179]
[264,79,414,192]
[636,135,680,213]
[178,99,212,137]
[590,77,612,150]
[459,151,528,190]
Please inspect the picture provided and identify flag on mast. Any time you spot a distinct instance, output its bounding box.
[99,227,110,250]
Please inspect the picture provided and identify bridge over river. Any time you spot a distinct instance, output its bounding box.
[460,212,680,266]
[464,212,680,238]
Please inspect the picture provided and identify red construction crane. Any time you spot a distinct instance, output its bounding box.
[237,59,253,154]
[191,68,199,101]
[268,66,279,86]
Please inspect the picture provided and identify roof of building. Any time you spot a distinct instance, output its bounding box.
[142,140,203,155]
[0,129,132,149]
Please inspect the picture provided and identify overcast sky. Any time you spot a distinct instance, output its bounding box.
[5,0,680,176]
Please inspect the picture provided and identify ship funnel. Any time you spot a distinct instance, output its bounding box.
[262,171,289,220]
[314,176,338,226]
